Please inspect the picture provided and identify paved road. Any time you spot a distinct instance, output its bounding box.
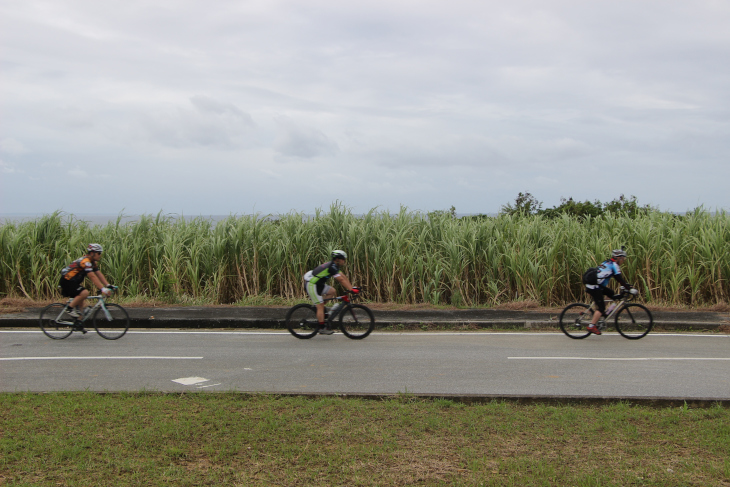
[2,329,729,399]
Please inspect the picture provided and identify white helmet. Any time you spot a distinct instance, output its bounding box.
[612,249,627,258]
[87,243,103,253]
[331,249,347,260]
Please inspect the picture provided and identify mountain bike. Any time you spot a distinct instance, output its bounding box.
[285,290,375,339]
[39,289,130,340]
[559,288,653,339]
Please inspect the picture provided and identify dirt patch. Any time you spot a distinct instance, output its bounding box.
[0,297,53,314]
[492,299,563,313]
[120,299,238,309]
[708,301,730,313]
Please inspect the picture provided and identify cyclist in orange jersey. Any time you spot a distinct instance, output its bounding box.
[59,243,114,318]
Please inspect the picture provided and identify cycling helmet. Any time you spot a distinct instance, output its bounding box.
[331,250,347,260]
[612,249,627,258]
[87,243,103,253]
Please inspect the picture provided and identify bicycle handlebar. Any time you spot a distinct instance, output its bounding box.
[88,287,119,300]
[618,287,639,301]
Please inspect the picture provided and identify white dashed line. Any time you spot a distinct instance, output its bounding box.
[1,356,203,361]
[509,357,730,361]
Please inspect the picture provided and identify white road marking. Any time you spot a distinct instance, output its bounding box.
[1,356,203,361]
[197,383,222,389]
[509,357,730,361]
[172,377,209,385]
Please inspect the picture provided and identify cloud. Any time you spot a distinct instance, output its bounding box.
[190,95,253,120]
[0,159,18,173]
[274,117,339,158]
[0,139,28,154]
[67,167,90,178]
[1,0,729,214]
[132,97,257,149]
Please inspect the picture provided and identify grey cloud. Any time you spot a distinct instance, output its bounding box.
[274,118,339,158]
[133,98,257,149]
[189,95,254,122]
[1,0,729,214]
[0,139,28,154]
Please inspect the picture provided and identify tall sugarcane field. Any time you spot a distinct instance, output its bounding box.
[1,203,728,308]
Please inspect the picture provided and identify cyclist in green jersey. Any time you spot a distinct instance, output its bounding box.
[303,250,359,335]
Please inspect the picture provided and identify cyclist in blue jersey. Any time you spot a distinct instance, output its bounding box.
[303,250,359,335]
[583,249,638,335]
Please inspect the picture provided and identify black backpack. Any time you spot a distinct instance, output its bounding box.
[582,267,599,285]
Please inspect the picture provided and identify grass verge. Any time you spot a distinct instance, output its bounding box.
[2,393,729,486]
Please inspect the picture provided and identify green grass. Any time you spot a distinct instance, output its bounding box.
[2,393,729,486]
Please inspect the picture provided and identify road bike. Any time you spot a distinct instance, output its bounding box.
[39,290,130,340]
[559,288,653,339]
[285,290,375,339]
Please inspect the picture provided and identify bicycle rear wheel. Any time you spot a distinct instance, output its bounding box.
[339,304,375,339]
[615,303,653,339]
[93,303,130,340]
[39,303,74,339]
[559,303,592,339]
[285,304,319,339]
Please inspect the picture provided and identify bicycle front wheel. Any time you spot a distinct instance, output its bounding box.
[339,304,375,339]
[93,303,130,340]
[39,303,74,339]
[285,304,319,339]
[615,303,653,339]
[559,303,592,339]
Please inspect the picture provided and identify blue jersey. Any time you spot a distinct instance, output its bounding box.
[595,259,623,288]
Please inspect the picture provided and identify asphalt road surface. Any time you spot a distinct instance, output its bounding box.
[2,329,729,399]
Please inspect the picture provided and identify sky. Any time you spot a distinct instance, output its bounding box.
[1,0,729,217]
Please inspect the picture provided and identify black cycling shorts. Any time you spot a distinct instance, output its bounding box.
[59,277,85,298]
[586,286,616,315]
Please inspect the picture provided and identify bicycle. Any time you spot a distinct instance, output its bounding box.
[559,288,653,339]
[39,289,130,340]
[285,290,375,339]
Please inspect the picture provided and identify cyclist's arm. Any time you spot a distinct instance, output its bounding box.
[612,273,630,289]
[88,271,109,290]
[333,273,354,291]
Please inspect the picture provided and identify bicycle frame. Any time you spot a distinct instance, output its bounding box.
[323,293,358,324]
[51,295,112,325]
[584,291,634,330]
[285,288,375,339]
[559,288,653,339]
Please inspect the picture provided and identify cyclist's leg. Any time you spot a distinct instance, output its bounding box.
[60,279,87,314]
[71,289,89,312]
[585,286,605,324]
[306,281,328,325]
[320,285,336,323]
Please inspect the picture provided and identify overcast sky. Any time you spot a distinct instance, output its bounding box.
[1,0,729,217]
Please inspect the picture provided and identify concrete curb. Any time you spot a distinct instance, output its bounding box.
[3,306,728,331]
[88,391,730,408]
[3,317,728,331]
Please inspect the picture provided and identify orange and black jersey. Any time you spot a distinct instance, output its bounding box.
[61,256,99,284]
